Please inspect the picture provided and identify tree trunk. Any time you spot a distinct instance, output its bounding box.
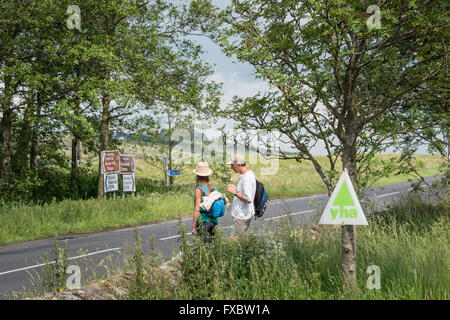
[29,95,41,171]
[341,224,357,293]
[77,139,82,167]
[71,98,82,197]
[447,135,449,163]
[71,135,81,197]
[341,137,358,293]
[0,106,13,182]
[97,94,110,198]
[339,52,360,293]
[0,75,14,183]
[16,95,34,175]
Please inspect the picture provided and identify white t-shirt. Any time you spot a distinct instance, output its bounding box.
[231,170,256,220]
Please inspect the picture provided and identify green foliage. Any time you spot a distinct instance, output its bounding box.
[194,0,449,195]
[33,169,98,203]
[39,240,70,294]
[0,168,99,204]
[0,0,221,202]
[126,229,174,300]
[209,163,232,185]
[128,229,147,299]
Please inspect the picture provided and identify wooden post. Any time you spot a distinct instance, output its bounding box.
[318,168,368,294]
[341,225,357,293]
[163,156,168,187]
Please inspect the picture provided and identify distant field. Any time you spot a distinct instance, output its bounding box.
[134,153,446,198]
[86,140,445,198]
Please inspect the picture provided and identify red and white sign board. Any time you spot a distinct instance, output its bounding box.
[101,150,120,173]
[120,155,136,174]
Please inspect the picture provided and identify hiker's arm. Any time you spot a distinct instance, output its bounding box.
[226,184,251,203]
[236,192,251,203]
[192,188,202,235]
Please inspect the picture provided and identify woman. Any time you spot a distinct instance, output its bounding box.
[192,161,218,243]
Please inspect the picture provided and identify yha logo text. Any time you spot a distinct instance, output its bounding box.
[330,206,358,220]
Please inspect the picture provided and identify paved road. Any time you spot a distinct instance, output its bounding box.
[0,176,441,298]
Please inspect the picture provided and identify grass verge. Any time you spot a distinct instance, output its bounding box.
[125,197,449,300]
[0,191,192,245]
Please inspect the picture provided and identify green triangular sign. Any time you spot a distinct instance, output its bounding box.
[319,169,368,225]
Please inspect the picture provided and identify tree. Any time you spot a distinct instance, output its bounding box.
[1,0,221,201]
[394,69,449,203]
[197,0,448,292]
[0,0,75,197]
[132,44,221,186]
[1,0,103,201]
[0,0,37,183]
[69,0,220,197]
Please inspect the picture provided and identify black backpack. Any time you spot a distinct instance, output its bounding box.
[253,179,269,219]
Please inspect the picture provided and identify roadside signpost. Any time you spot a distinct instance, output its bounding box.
[120,155,136,197]
[119,155,136,174]
[163,156,181,186]
[122,174,136,193]
[168,170,180,176]
[163,157,168,187]
[319,168,367,293]
[101,150,120,199]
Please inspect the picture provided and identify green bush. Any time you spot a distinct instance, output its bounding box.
[0,169,194,205]
[30,168,98,202]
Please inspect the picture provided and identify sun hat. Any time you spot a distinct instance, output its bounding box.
[226,154,246,165]
[193,161,213,176]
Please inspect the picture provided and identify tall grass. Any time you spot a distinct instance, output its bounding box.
[127,198,449,300]
[0,190,193,245]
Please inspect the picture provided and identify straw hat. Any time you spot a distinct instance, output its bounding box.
[226,154,246,165]
[193,161,213,177]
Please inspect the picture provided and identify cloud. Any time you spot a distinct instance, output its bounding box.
[209,72,270,110]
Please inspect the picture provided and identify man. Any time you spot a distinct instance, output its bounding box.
[226,154,256,240]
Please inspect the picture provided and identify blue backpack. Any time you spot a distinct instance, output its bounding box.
[199,185,226,218]
[209,197,226,218]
